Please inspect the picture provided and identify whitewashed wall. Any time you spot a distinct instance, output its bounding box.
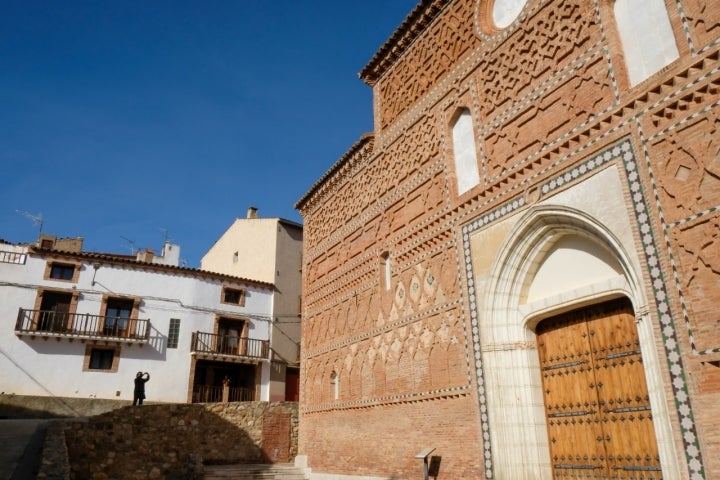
[0,249,273,403]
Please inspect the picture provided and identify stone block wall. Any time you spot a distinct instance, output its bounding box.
[53,402,297,480]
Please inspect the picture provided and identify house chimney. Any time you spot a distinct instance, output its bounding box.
[247,206,258,219]
[137,248,154,263]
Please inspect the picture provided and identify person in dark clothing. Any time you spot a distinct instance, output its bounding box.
[133,371,150,405]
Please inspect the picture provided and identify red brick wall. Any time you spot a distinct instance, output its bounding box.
[300,395,483,479]
[298,0,720,478]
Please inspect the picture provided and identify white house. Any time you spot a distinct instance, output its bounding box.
[0,234,275,404]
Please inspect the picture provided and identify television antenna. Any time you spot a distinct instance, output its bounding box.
[16,210,43,232]
[120,236,136,253]
[160,227,173,244]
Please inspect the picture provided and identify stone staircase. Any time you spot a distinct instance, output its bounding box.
[203,463,308,480]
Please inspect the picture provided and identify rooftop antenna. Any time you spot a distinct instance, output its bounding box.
[160,227,172,244]
[120,235,136,254]
[16,210,43,232]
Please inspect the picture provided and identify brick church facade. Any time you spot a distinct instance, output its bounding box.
[296,1,720,478]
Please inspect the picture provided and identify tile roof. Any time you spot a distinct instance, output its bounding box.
[30,246,275,289]
[294,133,374,211]
[359,0,452,86]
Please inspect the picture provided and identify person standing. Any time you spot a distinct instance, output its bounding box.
[133,371,150,405]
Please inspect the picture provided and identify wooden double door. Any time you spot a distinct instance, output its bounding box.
[537,298,662,480]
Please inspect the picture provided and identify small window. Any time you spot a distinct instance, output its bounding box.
[452,109,480,195]
[168,318,181,349]
[49,263,76,280]
[233,251,239,263]
[381,252,391,291]
[493,0,528,29]
[331,371,339,401]
[87,348,115,371]
[222,287,246,306]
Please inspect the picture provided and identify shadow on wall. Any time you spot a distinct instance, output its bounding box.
[0,394,130,419]
[63,403,292,480]
[429,455,442,479]
[0,401,67,419]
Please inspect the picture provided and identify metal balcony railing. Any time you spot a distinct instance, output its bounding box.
[15,308,150,342]
[191,385,255,403]
[191,331,269,360]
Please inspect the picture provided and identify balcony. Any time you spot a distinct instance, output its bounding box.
[15,308,150,344]
[191,384,255,403]
[0,250,26,264]
[191,331,269,363]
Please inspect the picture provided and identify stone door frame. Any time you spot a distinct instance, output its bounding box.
[465,204,680,479]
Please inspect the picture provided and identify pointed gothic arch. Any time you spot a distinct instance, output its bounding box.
[474,205,680,478]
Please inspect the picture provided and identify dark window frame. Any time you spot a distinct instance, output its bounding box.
[222,287,246,306]
[88,348,116,370]
[168,318,181,349]
[48,263,76,281]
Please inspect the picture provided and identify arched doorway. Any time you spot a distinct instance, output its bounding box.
[465,202,680,478]
[537,297,661,479]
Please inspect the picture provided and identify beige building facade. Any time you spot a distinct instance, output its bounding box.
[202,207,303,401]
[296,1,720,479]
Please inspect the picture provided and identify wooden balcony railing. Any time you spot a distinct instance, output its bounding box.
[191,331,269,360]
[15,308,150,342]
[191,385,255,403]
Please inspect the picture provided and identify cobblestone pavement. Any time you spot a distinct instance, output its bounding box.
[0,419,47,480]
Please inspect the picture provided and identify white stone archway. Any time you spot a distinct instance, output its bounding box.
[471,204,680,479]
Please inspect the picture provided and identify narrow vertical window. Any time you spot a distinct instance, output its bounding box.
[331,371,339,401]
[614,0,679,86]
[452,108,480,195]
[381,252,391,291]
[168,318,181,349]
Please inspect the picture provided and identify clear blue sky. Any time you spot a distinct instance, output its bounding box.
[1,1,417,267]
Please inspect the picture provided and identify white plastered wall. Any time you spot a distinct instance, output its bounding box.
[452,109,481,195]
[614,0,679,86]
[468,166,680,479]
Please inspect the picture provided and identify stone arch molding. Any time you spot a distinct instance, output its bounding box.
[485,205,642,326]
[476,204,680,479]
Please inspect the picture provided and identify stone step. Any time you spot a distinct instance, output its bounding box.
[204,463,308,480]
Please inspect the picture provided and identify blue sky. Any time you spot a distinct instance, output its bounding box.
[0,1,417,267]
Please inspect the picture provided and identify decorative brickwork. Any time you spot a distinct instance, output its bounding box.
[377,0,480,130]
[683,0,720,51]
[298,0,720,478]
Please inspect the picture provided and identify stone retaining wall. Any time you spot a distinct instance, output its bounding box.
[37,402,299,480]
[0,394,129,418]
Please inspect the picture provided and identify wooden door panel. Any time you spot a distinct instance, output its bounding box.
[537,299,662,480]
[538,316,607,477]
[587,302,662,478]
